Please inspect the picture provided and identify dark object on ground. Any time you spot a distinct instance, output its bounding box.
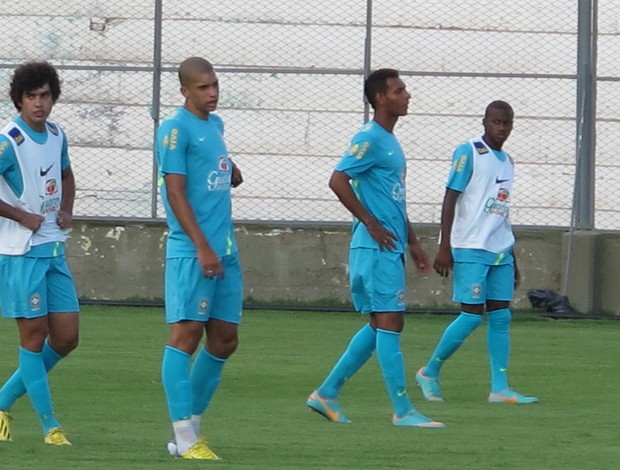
[527,289,577,316]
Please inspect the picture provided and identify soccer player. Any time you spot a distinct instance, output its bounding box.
[156,57,244,460]
[415,101,539,404]
[306,69,445,428]
[0,62,78,445]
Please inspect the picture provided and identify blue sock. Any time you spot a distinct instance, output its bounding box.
[191,348,226,415]
[424,313,482,377]
[19,347,60,434]
[318,324,376,399]
[376,329,413,418]
[487,308,511,393]
[161,345,192,421]
[0,340,62,411]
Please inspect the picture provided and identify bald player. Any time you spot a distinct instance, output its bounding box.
[156,57,244,460]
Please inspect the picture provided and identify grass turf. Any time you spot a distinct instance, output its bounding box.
[0,306,618,469]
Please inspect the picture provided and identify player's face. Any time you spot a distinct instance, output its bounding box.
[19,83,54,132]
[383,77,411,117]
[483,108,513,150]
[181,71,219,119]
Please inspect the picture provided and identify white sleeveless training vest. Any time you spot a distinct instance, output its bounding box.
[450,138,515,253]
[0,120,66,255]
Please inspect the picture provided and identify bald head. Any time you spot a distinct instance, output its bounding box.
[178,57,215,86]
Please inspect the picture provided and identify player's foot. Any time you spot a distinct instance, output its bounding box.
[392,410,446,428]
[415,367,444,402]
[44,427,72,446]
[180,439,221,460]
[0,410,12,442]
[306,390,351,423]
[488,388,539,404]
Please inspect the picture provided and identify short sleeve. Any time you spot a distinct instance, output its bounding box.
[446,142,473,192]
[335,134,377,178]
[157,120,190,176]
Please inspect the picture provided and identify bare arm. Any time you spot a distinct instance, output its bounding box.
[513,244,521,289]
[329,170,396,250]
[433,188,460,277]
[407,219,432,275]
[57,167,75,229]
[0,199,43,231]
[165,173,221,277]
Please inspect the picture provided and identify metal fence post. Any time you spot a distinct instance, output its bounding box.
[575,0,597,229]
[150,0,163,219]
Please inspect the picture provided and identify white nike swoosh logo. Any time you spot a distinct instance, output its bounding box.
[198,137,206,142]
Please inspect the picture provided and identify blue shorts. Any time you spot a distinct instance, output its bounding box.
[452,261,514,304]
[0,254,79,319]
[349,247,406,314]
[165,252,243,324]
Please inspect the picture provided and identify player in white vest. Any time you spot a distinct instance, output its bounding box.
[415,101,538,404]
[0,62,78,446]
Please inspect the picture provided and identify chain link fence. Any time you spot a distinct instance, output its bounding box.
[0,1,617,228]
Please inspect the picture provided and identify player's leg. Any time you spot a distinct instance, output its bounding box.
[17,316,63,435]
[0,255,77,414]
[190,253,243,432]
[0,341,62,414]
[162,257,219,459]
[486,264,538,404]
[0,255,70,444]
[416,262,485,401]
[371,251,444,427]
[307,248,376,423]
[162,322,204,454]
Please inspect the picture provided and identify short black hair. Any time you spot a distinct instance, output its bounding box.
[9,61,61,111]
[364,68,399,109]
[178,57,215,86]
[485,100,513,119]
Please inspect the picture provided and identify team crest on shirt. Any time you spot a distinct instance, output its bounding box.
[473,141,489,155]
[30,293,41,310]
[471,284,482,298]
[348,142,370,160]
[218,156,230,172]
[198,298,208,314]
[0,141,8,155]
[45,178,58,195]
[496,188,510,202]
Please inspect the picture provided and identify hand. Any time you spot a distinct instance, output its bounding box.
[409,243,432,276]
[197,245,223,279]
[19,212,44,232]
[56,210,73,229]
[366,219,397,251]
[433,244,453,278]
[231,163,243,188]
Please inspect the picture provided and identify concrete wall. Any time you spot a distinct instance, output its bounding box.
[67,220,599,313]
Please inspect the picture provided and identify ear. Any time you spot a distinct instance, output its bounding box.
[180,86,189,99]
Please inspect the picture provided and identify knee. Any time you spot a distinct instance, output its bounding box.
[49,332,79,357]
[211,335,238,359]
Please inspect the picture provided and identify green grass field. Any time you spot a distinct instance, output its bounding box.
[0,306,619,469]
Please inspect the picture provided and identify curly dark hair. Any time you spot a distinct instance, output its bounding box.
[9,61,61,111]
